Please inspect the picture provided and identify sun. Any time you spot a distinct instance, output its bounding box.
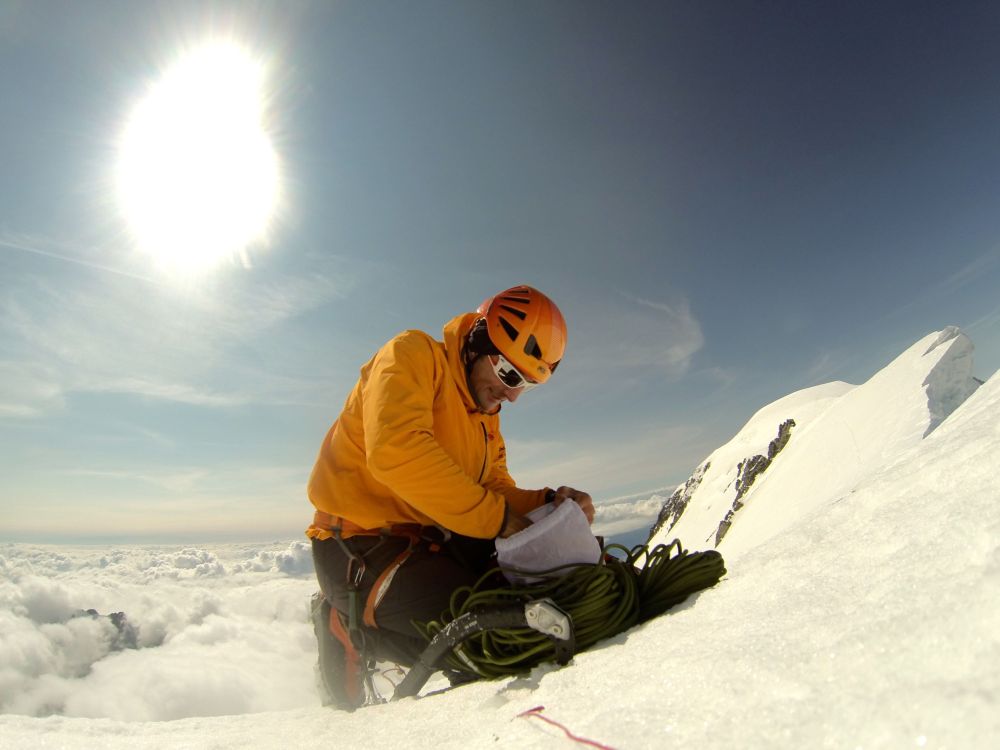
[116,41,280,277]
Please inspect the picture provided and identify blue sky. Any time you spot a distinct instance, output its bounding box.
[2,0,999,543]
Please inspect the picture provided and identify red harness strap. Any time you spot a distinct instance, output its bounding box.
[327,606,364,707]
[363,544,416,628]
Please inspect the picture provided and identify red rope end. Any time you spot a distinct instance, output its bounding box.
[516,705,617,750]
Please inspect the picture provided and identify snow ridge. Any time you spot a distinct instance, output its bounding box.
[653,328,983,557]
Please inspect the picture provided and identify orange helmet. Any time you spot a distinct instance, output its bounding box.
[476,285,566,384]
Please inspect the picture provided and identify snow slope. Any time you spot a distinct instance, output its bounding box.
[653,328,981,559]
[1,330,998,749]
[649,380,853,548]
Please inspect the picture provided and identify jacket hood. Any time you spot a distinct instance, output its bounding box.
[443,312,490,413]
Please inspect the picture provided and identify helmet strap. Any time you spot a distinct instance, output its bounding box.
[463,318,502,414]
[464,318,499,368]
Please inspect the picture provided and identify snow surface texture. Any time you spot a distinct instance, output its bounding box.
[2,329,998,748]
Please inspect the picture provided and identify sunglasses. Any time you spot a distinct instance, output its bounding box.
[490,353,539,391]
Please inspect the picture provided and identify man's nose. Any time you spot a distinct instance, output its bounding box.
[504,386,522,403]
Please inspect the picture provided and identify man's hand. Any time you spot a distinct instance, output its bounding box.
[551,486,595,524]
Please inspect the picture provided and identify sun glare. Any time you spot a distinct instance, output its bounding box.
[116,42,280,277]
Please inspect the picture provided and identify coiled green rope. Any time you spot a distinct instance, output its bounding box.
[413,540,726,678]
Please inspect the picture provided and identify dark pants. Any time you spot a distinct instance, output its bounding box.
[312,532,496,666]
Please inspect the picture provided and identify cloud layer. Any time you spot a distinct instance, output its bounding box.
[0,541,318,720]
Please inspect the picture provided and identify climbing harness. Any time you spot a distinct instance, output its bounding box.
[318,513,452,707]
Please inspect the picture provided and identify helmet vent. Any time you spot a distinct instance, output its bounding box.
[499,317,520,341]
[524,334,543,359]
[499,304,527,321]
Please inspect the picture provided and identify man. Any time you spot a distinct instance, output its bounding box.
[306,284,594,708]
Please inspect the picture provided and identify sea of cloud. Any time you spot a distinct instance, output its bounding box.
[0,499,660,722]
[590,493,665,548]
[0,541,319,720]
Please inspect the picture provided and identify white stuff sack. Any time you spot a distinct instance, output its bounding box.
[495,500,602,585]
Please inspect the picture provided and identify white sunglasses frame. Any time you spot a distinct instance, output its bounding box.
[490,353,539,391]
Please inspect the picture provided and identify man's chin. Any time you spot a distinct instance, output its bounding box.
[472,387,503,414]
[477,398,501,414]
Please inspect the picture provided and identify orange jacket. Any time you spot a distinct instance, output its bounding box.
[306,313,548,540]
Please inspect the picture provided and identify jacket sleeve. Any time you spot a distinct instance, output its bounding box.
[362,332,507,538]
[483,430,549,517]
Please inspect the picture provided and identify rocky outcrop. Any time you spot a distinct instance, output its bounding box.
[648,461,710,540]
[714,419,795,546]
[73,608,139,651]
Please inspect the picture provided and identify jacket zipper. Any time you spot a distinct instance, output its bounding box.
[477,422,488,483]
